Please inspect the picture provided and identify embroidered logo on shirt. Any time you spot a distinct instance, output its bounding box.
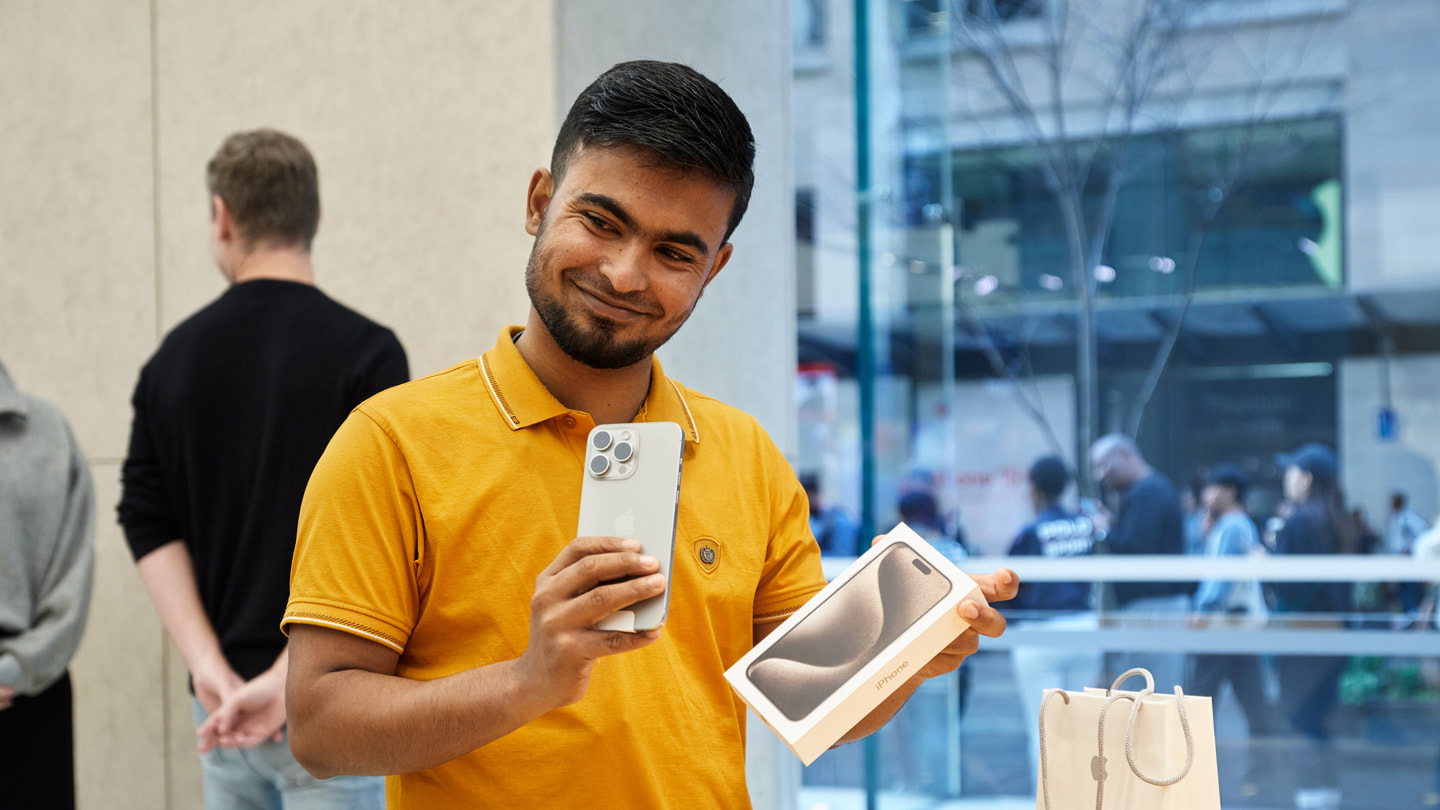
[694,537,721,574]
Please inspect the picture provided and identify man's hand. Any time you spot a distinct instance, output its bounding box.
[514,536,667,712]
[197,667,287,752]
[917,568,1018,679]
[0,684,16,711]
[191,655,244,716]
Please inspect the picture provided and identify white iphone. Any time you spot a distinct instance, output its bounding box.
[576,421,684,633]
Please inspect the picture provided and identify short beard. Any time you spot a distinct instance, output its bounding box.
[524,245,677,371]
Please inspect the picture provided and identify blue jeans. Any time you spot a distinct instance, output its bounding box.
[192,699,385,810]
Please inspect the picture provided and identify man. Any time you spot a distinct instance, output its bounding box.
[0,360,95,810]
[1387,490,1430,619]
[1006,455,1099,784]
[1187,465,1270,742]
[1090,433,1190,687]
[281,61,1016,808]
[118,130,406,808]
[800,471,859,555]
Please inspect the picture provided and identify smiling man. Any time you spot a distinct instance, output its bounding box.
[281,60,1016,808]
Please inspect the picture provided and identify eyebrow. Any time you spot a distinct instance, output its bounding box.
[575,192,713,258]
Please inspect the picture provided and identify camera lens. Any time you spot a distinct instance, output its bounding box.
[591,430,612,451]
[589,454,610,476]
[613,441,634,463]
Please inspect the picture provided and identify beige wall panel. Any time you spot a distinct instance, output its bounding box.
[153,1,554,379]
[71,464,169,810]
[0,0,157,460]
[165,645,204,806]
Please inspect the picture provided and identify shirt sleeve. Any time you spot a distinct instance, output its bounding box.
[282,408,422,653]
[751,443,826,624]
[0,418,95,695]
[352,328,410,405]
[117,365,181,561]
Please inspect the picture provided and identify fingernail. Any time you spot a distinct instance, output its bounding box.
[961,603,980,620]
[647,575,665,588]
[622,539,640,551]
[639,555,658,569]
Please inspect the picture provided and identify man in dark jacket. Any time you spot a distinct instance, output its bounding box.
[1090,433,1190,687]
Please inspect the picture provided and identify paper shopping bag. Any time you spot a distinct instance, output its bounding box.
[1036,668,1219,810]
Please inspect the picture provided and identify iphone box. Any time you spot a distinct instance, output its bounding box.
[725,522,986,765]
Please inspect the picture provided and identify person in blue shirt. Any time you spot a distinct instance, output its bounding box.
[1007,455,1099,784]
[1187,465,1272,749]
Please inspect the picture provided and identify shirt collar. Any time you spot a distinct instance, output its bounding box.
[478,326,700,444]
[0,360,28,419]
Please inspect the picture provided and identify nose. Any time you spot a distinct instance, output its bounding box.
[599,241,649,294]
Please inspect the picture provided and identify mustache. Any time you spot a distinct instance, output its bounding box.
[566,269,663,317]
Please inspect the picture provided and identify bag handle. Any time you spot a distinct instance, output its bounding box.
[1108,667,1196,787]
[1037,689,1071,810]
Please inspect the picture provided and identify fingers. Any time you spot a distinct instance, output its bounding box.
[958,600,1007,638]
[536,538,665,630]
[971,568,1019,603]
[542,535,640,577]
[546,548,661,600]
[547,573,667,634]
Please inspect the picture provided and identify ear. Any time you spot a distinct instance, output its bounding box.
[211,196,236,244]
[525,169,553,236]
[701,241,734,291]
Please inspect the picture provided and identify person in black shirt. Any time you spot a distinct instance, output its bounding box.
[1270,442,1352,810]
[117,129,405,809]
[1007,455,1099,784]
[1090,433,1190,688]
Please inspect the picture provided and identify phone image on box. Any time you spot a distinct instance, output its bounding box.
[577,421,684,633]
[746,541,952,721]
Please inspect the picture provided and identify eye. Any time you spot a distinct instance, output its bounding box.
[582,212,617,233]
[659,247,698,265]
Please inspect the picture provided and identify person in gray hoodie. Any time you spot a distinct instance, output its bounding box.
[0,359,95,810]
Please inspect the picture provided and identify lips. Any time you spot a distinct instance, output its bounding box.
[571,277,659,321]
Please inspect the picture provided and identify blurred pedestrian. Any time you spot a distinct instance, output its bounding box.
[801,472,859,556]
[1187,465,1272,745]
[0,359,95,810]
[1006,455,1100,785]
[1387,491,1430,620]
[1270,442,1353,810]
[1090,433,1190,688]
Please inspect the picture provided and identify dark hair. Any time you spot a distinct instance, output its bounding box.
[206,129,320,251]
[1206,463,1250,500]
[551,60,756,242]
[1029,455,1070,501]
[1301,475,1358,554]
[899,491,939,524]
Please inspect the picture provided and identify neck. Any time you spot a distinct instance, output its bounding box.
[226,246,315,286]
[514,309,652,425]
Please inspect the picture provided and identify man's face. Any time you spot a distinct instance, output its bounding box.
[1202,483,1234,517]
[1092,448,1126,491]
[522,145,735,370]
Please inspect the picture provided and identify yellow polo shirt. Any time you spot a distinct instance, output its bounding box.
[283,326,825,809]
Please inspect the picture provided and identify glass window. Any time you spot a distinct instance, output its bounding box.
[791,1,1440,807]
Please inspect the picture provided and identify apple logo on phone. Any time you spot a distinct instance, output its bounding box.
[614,509,637,538]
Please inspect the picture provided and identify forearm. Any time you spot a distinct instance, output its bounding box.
[289,656,545,777]
[835,674,925,746]
[134,541,226,674]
